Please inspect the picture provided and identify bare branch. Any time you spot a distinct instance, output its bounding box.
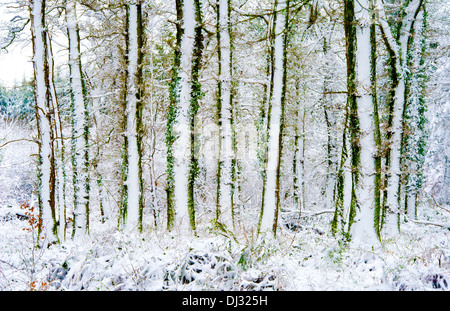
[0,138,37,148]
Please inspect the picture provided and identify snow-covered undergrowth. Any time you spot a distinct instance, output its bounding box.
[1,207,448,291]
[0,118,35,210]
[0,120,449,291]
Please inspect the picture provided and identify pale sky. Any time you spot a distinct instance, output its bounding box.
[0,42,33,87]
[0,2,33,88]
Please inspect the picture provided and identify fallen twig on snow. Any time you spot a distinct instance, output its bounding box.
[409,219,450,230]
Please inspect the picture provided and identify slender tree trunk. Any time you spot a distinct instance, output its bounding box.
[167,0,203,232]
[370,0,383,239]
[148,54,159,227]
[259,0,289,235]
[322,35,339,211]
[403,5,428,220]
[343,0,379,244]
[30,0,58,244]
[216,0,234,229]
[171,0,193,231]
[257,31,273,230]
[119,3,144,233]
[166,0,183,230]
[377,0,424,236]
[293,84,305,219]
[47,34,66,242]
[331,106,350,237]
[187,0,204,232]
[66,0,90,238]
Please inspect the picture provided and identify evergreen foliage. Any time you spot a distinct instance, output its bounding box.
[0,81,35,121]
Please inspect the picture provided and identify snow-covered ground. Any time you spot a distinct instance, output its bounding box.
[0,120,449,291]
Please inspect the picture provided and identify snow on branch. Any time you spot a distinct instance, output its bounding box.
[0,16,29,51]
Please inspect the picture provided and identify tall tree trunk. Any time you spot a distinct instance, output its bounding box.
[66,0,90,238]
[166,0,183,230]
[377,0,424,236]
[321,35,339,211]
[331,105,350,237]
[293,84,305,219]
[167,0,203,232]
[370,0,383,239]
[47,33,67,242]
[257,26,273,230]
[148,54,159,228]
[187,0,204,232]
[119,3,144,233]
[343,0,379,245]
[259,0,289,235]
[30,0,58,244]
[216,0,234,229]
[403,4,428,220]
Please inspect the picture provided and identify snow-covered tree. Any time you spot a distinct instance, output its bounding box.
[335,0,381,245]
[402,3,428,220]
[166,0,204,232]
[2,0,442,258]
[258,0,289,235]
[66,0,90,238]
[30,0,59,244]
[119,2,145,233]
[376,0,424,236]
[215,0,235,230]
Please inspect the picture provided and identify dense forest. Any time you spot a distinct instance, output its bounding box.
[0,0,448,291]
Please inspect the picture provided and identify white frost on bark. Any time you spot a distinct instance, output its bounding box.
[47,32,66,241]
[293,106,305,214]
[31,0,57,242]
[67,0,89,237]
[124,4,141,232]
[217,0,234,227]
[376,0,423,236]
[260,0,286,233]
[350,0,378,245]
[173,0,196,230]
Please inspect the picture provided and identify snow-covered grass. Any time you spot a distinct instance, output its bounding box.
[0,119,449,291]
[1,206,448,291]
[0,117,35,209]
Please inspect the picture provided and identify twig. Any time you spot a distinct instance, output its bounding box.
[409,219,450,230]
[429,195,450,214]
[0,138,37,148]
[300,209,334,218]
[281,209,334,218]
[0,259,20,270]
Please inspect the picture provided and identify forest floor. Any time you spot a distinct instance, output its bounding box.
[1,120,449,291]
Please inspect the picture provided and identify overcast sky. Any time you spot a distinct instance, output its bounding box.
[0,43,32,87]
[0,2,33,88]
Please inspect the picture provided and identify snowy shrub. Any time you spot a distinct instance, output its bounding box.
[0,83,34,121]
[163,251,236,290]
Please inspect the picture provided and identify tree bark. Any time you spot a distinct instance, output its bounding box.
[216,0,235,229]
[67,0,90,238]
[377,0,424,236]
[120,3,144,233]
[259,0,289,235]
[47,31,66,242]
[167,0,203,232]
[166,0,184,230]
[293,83,305,220]
[343,0,379,245]
[30,0,58,244]
[403,5,427,220]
